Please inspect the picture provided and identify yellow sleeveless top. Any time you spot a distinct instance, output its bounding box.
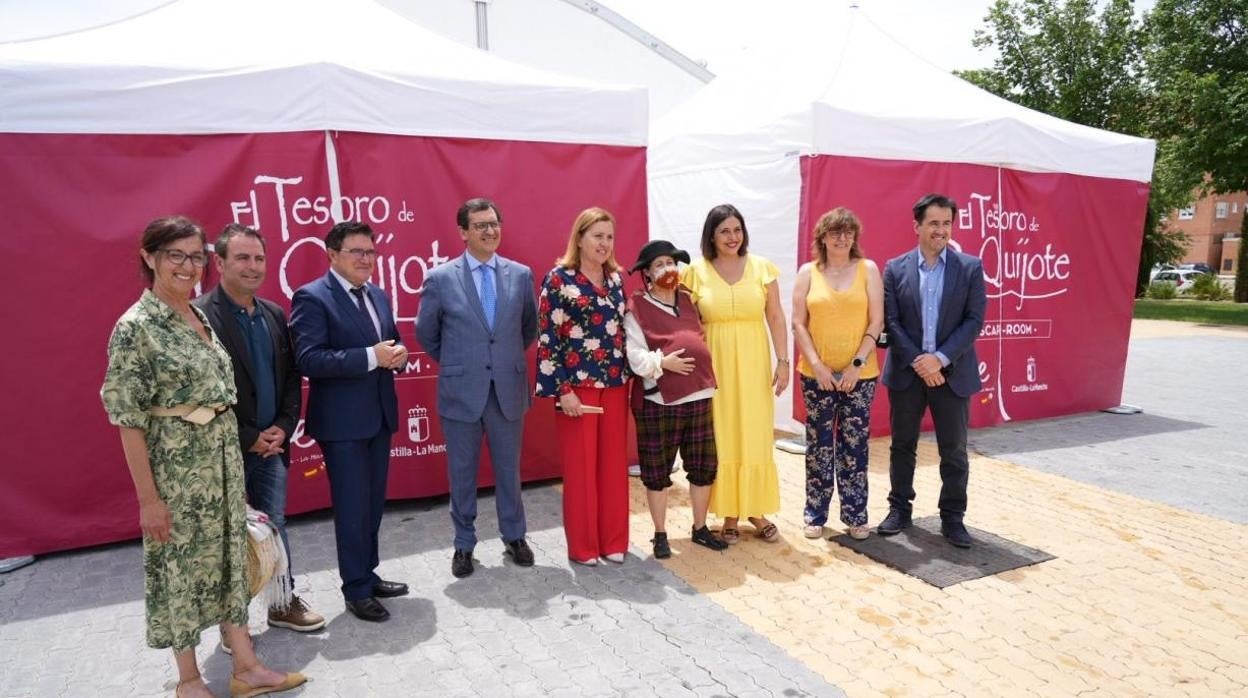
[797,260,880,379]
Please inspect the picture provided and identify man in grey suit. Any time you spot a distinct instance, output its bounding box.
[415,198,539,578]
[878,194,986,548]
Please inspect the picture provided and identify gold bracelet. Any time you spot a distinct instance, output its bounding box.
[776,357,790,364]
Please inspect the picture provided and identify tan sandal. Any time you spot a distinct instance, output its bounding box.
[229,667,307,697]
[720,527,740,544]
[749,517,779,542]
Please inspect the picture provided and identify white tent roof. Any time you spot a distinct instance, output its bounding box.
[652,7,1154,183]
[0,0,648,146]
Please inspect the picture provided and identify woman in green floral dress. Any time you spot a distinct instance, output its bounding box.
[101,217,304,698]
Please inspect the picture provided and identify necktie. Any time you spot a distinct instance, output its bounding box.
[349,287,380,341]
[479,264,496,331]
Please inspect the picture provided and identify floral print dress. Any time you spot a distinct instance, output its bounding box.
[100,290,249,651]
[535,266,629,396]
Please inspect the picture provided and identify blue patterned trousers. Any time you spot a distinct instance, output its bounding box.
[801,375,877,527]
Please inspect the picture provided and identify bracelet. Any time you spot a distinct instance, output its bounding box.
[776,357,790,364]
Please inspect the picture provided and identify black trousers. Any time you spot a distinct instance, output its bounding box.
[886,379,970,520]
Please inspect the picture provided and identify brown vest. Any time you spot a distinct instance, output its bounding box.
[626,288,716,404]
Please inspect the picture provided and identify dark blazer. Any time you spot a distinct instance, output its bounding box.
[414,253,538,422]
[289,271,402,442]
[194,286,301,464]
[881,248,987,398]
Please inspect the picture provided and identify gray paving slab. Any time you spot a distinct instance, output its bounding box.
[0,485,842,698]
[969,332,1248,523]
[831,516,1055,587]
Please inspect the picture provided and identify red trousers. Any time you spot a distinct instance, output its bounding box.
[558,385,630,562]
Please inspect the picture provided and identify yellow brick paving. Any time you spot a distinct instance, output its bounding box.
[626,440,1248,697]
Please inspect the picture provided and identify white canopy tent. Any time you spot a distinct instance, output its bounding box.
[0,0,655,556]
[379,0,712,118]
[0,0,647,145]
[647,6,1155,430]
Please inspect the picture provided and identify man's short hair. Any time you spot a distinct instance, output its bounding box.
[457,198,501,230]
[214,223,265,257]
[325,221,374,250]
[912,194,958,224]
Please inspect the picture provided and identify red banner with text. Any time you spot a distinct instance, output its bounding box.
[0,131,647,556]
[796,155,1149,433]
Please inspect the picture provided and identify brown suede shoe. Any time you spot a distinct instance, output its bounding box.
[267,595,326,632]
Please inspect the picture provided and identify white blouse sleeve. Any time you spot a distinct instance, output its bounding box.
[623,310,664,380]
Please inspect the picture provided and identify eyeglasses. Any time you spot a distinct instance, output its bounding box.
[824,230,855,240]
[159,249,208,267]
[335,247,379,261]
[470,221,502,233]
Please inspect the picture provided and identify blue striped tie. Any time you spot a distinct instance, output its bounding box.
[479,264,496,331]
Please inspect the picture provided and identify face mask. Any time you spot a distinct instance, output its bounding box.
[651,265,679,289]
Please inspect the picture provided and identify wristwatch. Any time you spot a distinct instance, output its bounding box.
[851,355,866,368]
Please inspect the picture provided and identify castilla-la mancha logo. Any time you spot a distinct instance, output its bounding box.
[407,406,430,444]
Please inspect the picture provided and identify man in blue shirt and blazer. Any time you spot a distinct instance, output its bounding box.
[415,198,539,579]
[195,224,325,635]
[878,194,987,548]
[290,221,410,622]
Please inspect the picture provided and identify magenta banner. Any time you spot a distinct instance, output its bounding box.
[797,155,1149,432]
[0,131,647,556]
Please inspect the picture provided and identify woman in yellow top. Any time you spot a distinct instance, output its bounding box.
[681,204,789,543]
[792,208,884,541]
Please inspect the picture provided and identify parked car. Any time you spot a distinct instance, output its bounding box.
[1149,263,1176,281]
[1151,269,1202,292]
[1178,262,1215,275]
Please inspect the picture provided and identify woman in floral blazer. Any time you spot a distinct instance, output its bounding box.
[536,207,631,565]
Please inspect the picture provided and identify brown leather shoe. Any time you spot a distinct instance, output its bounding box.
[267,595,326,632]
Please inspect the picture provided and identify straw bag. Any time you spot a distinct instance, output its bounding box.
[245,506,292,611]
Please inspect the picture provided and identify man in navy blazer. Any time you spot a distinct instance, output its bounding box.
[878,194,986,548]
[415,198,539,579]
[290,221,410,622]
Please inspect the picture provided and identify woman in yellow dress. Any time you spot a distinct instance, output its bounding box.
[681,204,790,543]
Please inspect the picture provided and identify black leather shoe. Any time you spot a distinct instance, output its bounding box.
[941,520,973,548]
[503,539,535,567]
[345,597,389,622]
[371,580,408,598]
[691,525,729,551]
[452,549,474,578]
[877,508,912,535]
[651,532,671,559]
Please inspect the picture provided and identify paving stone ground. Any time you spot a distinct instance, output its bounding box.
[631,320,1248,697]
[0,485,838,698]
[3,319,1245,697]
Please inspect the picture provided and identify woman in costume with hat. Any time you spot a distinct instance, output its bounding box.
[535,207,631,566]
[792,207,883,541]
[101,216,305,698]
[681,204,790,544]
[623,240,731,559]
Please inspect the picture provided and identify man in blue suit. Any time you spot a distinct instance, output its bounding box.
[415,198,539,579]
[290,221,410,622]
[878,194,987,548]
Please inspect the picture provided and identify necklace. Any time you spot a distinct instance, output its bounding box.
[826,261,854,275]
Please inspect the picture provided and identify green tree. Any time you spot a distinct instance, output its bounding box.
[1137,141,1193,294]
[958,0,1147,133]
[958,0,1193,296]
[1147,0,1248,301]
[1145,0,1248,196]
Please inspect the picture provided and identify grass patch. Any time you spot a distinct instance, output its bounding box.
[1134,299,1248,325]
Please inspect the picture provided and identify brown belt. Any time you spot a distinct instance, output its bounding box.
[148,404,229,425]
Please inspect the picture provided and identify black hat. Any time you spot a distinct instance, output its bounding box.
[630,239,691,273]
